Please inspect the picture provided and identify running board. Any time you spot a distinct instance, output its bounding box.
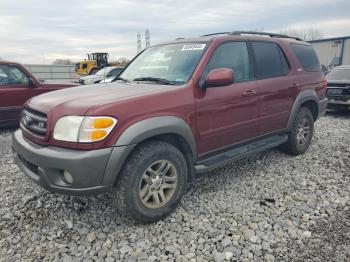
[195,134,288,173]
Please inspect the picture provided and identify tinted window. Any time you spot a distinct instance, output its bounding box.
[252,42,290,79]
[108,68,122,77]
[290,44,321,72]
[205,42,252,82]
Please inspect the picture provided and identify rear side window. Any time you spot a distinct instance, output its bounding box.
[205,41,253,82]
[252,42,290,79]
[290,44,321,72]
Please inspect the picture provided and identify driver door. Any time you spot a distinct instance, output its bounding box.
[195,41,260,154]
[0,64,36,125]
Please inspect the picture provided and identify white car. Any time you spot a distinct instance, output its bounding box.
[79,66,123,85]
[99,76,116,83]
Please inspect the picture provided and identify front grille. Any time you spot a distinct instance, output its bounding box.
[22,108,47,137]
[327,88,343,95]
[327,83,350,88]
[18,154,38,175]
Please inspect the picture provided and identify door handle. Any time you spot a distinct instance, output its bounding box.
[289,83,299,88]
[242,90,256,96]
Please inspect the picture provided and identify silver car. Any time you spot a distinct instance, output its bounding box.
[79,66,123,85]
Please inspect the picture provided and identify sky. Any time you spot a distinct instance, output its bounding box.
[0,0,350,64]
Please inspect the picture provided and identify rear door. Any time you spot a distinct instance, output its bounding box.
[0,64,37,123]
[195,41,259,154]
[251,41,299,134]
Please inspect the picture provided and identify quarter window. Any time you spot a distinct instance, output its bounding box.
[252,42,290,79]
[205,41,252,83]
[290,44,321,72]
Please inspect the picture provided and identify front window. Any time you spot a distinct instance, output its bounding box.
[204,41,253,82]
[0,64,29,86]
[119,42,207,85]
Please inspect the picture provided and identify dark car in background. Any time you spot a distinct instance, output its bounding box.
[326,65,350,111]
[0,61,79,127]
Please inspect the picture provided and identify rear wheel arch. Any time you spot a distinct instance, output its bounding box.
[287,89,319,131]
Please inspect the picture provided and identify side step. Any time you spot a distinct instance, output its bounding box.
[195,134,288,173]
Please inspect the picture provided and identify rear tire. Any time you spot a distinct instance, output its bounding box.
[282,107,314,155]
[115,140,188,223]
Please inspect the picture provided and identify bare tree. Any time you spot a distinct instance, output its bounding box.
[279,28,323,41]
[109,57,130,67]
[52,59,74,65]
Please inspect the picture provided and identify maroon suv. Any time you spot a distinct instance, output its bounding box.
[0,61,79,127]
[12,31,328,223]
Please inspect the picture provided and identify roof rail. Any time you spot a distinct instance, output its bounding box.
[201,32,230,37]
[229,31,303,41]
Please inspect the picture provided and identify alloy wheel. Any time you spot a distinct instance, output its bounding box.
[296,117,310,145]
[138,160,178,209]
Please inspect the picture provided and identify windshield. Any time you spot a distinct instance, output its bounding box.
[119,42,207,85]
[96,67,113,76]
[327,68,350,81]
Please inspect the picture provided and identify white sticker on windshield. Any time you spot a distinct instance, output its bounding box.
[181,44,206,51]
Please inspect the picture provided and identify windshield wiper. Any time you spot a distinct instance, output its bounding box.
[133,77,175,85]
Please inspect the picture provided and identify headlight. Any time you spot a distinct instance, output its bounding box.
[53,116,117,143]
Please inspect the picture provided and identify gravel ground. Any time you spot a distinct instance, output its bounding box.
[0,112,349,262]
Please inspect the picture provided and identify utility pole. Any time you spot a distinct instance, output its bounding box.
[145,29,150,48]
[137,32,142,54]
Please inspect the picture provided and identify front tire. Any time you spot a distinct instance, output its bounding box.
[115,140,188,223]
[282,107,314,155]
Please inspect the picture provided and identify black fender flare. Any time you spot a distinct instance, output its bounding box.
[102,116,197,185]
[115,116,197,157]
[287,89,319,131]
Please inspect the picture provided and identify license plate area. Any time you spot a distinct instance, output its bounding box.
[327,88,343,95]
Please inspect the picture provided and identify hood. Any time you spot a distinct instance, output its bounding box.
[28,82,176,114]
[327,79,350,85]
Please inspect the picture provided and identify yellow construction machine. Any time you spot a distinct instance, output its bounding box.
[75,53,109,75]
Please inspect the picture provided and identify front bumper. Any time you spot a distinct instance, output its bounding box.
[12,130,135,195]
[326,87,350,107]
[327,99,350,106]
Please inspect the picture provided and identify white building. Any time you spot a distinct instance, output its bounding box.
[310,36,350,68]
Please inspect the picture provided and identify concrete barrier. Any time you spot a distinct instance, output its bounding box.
[24,64,80,82]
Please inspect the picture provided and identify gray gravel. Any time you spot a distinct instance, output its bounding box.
[0,112,349,262]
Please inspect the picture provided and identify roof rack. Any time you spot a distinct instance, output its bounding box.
[230,31,303,41]
[201,31,302,41]
[201,32,230,37]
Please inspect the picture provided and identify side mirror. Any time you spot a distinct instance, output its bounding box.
[204,68,234,88]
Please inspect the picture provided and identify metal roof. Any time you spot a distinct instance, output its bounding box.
[309,36,350,43]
